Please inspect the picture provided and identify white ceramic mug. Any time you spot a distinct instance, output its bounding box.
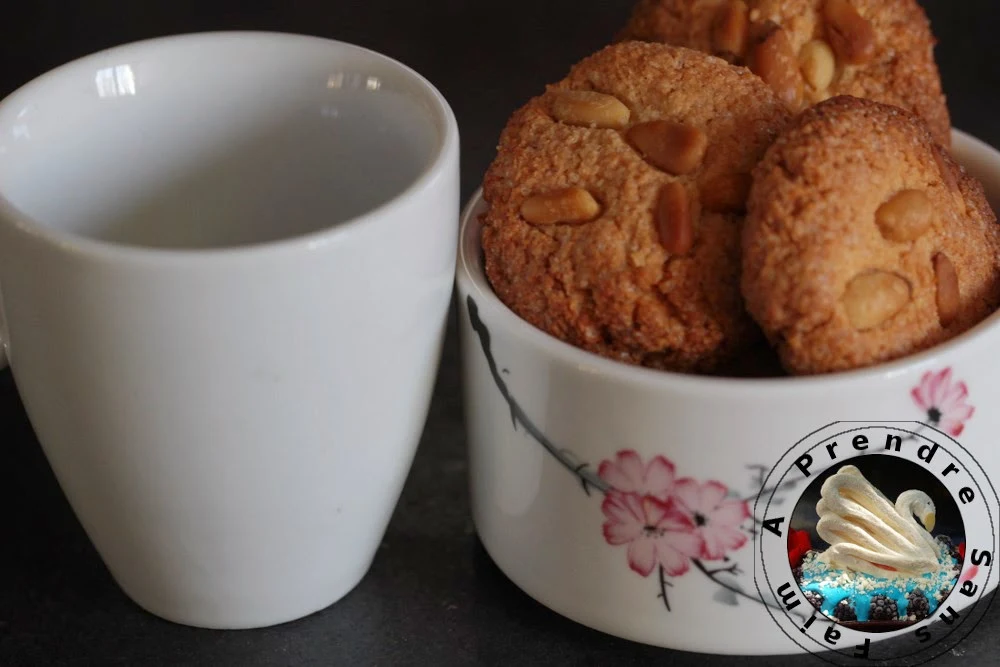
[0,31,459,629]
[458,131,1000,660]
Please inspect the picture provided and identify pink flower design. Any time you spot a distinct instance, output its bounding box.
[672,479,751,560]
[598,449,676,500]
[602,492,703,577]
[911,368,975,436]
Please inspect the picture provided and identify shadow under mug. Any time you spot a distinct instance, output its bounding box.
[0,31,459,629]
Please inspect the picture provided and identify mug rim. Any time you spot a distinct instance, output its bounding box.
[0,30,459,263]
[457,128,1000,397]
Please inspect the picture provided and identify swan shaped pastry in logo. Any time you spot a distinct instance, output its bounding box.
[816,465,940,578]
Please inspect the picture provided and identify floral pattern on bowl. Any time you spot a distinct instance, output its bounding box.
[466,294,976,615]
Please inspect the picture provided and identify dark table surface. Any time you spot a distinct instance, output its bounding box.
[2,1,999,665]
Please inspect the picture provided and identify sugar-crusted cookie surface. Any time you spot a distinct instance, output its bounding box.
[741,96,1000,375]
[481,41,791,372]
[618,0,952,147]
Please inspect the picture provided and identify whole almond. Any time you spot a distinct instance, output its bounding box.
[656,182,694,255]
[700,173,753,213]
[626,121,708,175]
[551,90,631,130]
[520,187,601,225]
[823,0,877,66]
[842,270,911,330]
[799,39,837,92]
[712,1,750,59]
[933,253,961,327]
[875,190,934,242]
[747,21,804,111]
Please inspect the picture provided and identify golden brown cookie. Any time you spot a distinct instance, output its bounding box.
[741,96,1000,376]
[481,41,791,373]
[617,0,952,147]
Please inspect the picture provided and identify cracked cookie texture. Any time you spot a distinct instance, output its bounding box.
[617,0,952,148]
[480,41,791,373]
[741,96,1000,375]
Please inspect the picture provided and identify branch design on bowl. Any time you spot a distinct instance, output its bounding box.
[467,295,797,613]
[466,295,978,618]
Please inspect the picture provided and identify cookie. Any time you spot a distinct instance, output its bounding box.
[617,0,952,147]
[481,41,791,372]
[741,96,1000,376]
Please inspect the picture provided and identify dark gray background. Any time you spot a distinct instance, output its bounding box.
[1,1,997,665]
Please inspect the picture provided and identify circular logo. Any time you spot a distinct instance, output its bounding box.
[754,422,999,665]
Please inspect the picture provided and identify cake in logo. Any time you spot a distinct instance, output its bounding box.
[791,462,963,633]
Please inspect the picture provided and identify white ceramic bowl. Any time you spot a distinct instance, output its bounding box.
[457,130,1000,659]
